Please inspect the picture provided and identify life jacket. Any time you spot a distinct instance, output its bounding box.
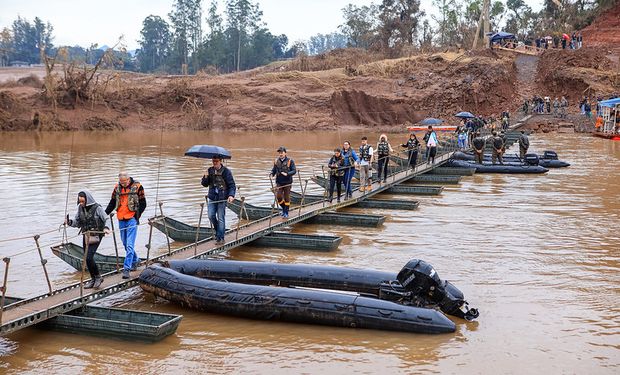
[208,166,228,192]
[114,181,141,216]
[405,138,419,150]
[78,204,105,232]
[377,140,389,156]
[342,149,355,166]
[328,155,345,177]
[493,136,504,149]
[472,137,485,150]
[274,157,292,174]
[359,145,372,161]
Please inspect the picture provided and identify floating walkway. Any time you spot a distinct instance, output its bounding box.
[0,151,455,335]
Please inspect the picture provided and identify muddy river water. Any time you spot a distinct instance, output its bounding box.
[0,130,618,374]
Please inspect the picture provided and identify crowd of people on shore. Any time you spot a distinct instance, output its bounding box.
[528,32,583,50]
[523,96,571,118]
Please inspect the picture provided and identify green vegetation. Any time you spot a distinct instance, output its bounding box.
[0,0,614,74]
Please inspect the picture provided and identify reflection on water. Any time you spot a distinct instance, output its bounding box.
[0,131,619,373]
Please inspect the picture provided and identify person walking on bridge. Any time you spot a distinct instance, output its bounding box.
[105,171,146,279]
[327,148,345,203]
[271,146,296,218]
[376,134,394,183]
[401,133,420,167]
[358,136,373,192]
[518,131,530,159]
[66,190,110,289]
[341,141,359,199]
[425,126,438,164]
[553,97,560,117]
[202,157,236,244]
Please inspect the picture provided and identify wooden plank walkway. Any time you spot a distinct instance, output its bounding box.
[0,150,454,336]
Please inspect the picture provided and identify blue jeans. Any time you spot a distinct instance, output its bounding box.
[119,217,139,270]
[208,200,226,240]
[343,166,355,196]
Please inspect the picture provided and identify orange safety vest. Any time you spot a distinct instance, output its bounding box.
[114,181,141,220]
[595,117,603,128]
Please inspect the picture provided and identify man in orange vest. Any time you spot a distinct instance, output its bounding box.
[105,171,147,279]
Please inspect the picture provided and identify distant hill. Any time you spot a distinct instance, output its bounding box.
[96,44,137,56]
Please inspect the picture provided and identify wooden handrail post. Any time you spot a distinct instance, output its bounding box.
[236,197,245,241]
[33,234,53,295]
[159,202,172,255]
[109,213,120,272]
[299,180,308,216]
[195,202,205,256]
[0,257,11,324]
[80,232,89,299]
[145,218,154,266]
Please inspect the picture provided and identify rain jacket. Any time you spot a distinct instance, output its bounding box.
[68,190,110,234]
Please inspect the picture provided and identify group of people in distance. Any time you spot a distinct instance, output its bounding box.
[326,127,439,203]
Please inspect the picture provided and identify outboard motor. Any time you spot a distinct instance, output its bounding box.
[543,150,558,160]
[396,259,479,321]
[524,153,539,166]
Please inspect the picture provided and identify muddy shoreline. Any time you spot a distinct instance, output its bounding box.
[1,48,617,132]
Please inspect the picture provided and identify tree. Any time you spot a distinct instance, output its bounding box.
[418,18,434,49]
[339,4,380,49]
[272,34,288,58]
[169,0,202,73]
[11,16,53,64]
[307,32,346,55]
[505,0,534,38]
[197,0,230,71]
[377,0,424,51]
[137,15,171,72]
[226,0,262,71]
[0,27,12,66]
[432,0,460,46]
[285,40,308,58]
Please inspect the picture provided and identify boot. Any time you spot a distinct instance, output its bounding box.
[93,276,104,289]
[84,279,95,289]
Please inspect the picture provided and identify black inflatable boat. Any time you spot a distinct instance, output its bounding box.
[139,259,479,334]
[452,150,570,168]
[445,158,549,174]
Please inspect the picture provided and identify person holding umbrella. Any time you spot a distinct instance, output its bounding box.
[201,156,236,244]
[425,125,438,164]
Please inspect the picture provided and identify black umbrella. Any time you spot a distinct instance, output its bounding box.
[419,118,443,125]
[184,145,232,159]
[455,111,475,119]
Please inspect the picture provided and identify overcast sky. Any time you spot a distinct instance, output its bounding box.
[0,0,543,50]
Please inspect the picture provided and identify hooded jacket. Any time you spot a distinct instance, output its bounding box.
[68,190,110,234]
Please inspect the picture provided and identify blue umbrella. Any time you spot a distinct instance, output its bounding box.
[419,118,443,125]
[454,111,475,119]
[184,145,232,159]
